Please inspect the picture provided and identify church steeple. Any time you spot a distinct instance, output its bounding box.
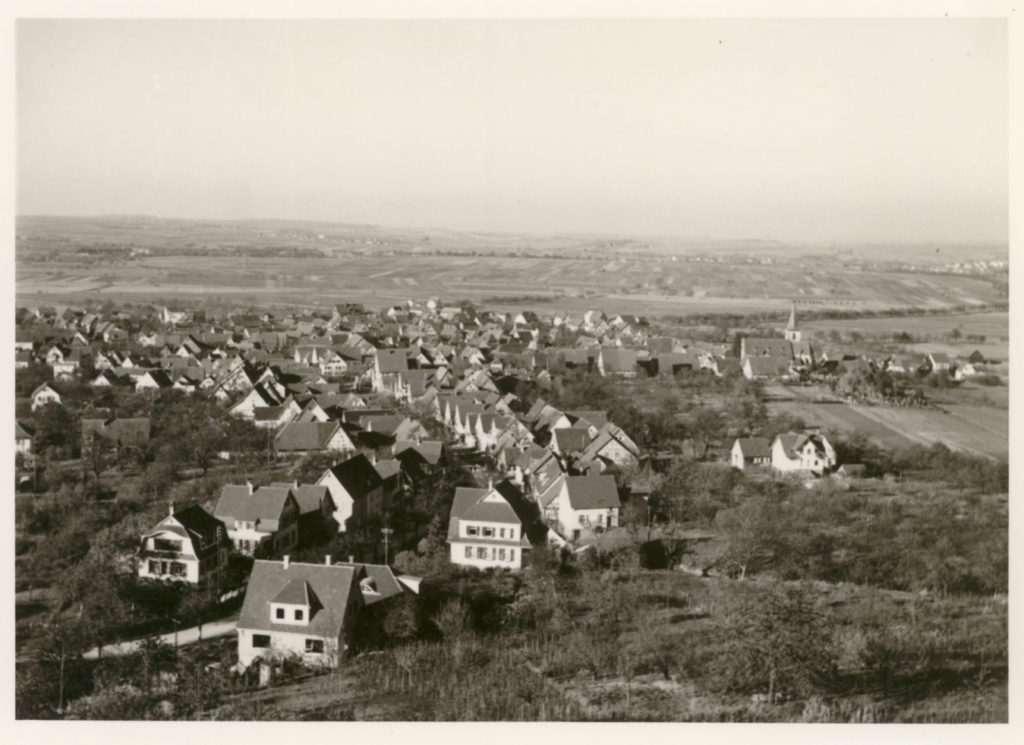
[784,300,801,342]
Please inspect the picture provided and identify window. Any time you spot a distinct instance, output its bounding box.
[510,550,515,562]
[509,528,516,539]
[477,547,487,559]
[465,546,473,559]
[499,528,505,538]
[305,639,324,654]
[466,526,478,536]
[170,562,186,576]
[252,634,271,648]
[482,527,494,537]
[153,538,182,552]
[276,608,285,619]
[498,548,506,561]
[295,609,304,621]
[148,560,159,574]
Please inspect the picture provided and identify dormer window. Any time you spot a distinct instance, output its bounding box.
[270,578,320,627]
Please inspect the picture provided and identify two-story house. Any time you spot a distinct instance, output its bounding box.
[138,503,231,585]
[538,474,620,542]
[316,454,384,529]
[447,482,532,571]
[771,431,837,476]
[214,483,300,556]
[237,557,366,668]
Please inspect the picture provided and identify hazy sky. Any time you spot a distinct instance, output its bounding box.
[16,18,1007,243]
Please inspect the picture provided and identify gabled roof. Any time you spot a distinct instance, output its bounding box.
[374,458,402,481]
[734,437,771,459]
[214,485,296,532]
[238,560,360,638]
[563,475,620,510]
[553,427,590,453]
[271,482,332,515]
[333,562,403,606]
[325,454,383,497]
[274,421,343,451]
[449,486,520,525]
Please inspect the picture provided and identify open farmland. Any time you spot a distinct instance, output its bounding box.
[17,250,1007,318]
[805,312,1009,341]
[766,384,1007,461]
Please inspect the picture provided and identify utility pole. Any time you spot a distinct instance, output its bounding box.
[381,527,394,565]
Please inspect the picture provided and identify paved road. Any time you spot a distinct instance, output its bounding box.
[83,614,239,659]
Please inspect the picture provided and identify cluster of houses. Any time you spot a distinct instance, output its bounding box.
[15,297,990,672]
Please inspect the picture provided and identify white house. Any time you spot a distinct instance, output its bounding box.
[316,454,383,528]
[539,474,620,542]
[446,482,531,570]
[30,383,62,412]
[730,437,772,470]
[236,557,365,669]
[138,503,231,585]
[771,432,837,476]
[214,484,300,556]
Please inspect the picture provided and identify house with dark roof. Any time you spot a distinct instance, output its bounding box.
[271,482,338,545]
[236,557,365,669]
[446,481,533,570]
[214,484,300,556]
[316,453,384,528]
[538,474,620,541]
[15,420,34,457]
[730,437,772,470]
[138,503,231,585]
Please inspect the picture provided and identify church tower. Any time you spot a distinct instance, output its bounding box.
[784,300,801,343]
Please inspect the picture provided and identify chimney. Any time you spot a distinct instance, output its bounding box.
[325,555,332,566]
[168,500,175,516]
[348,555,354,564]
[283,555,290,570]
[488,478,493,491]
[246,479,254,495]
